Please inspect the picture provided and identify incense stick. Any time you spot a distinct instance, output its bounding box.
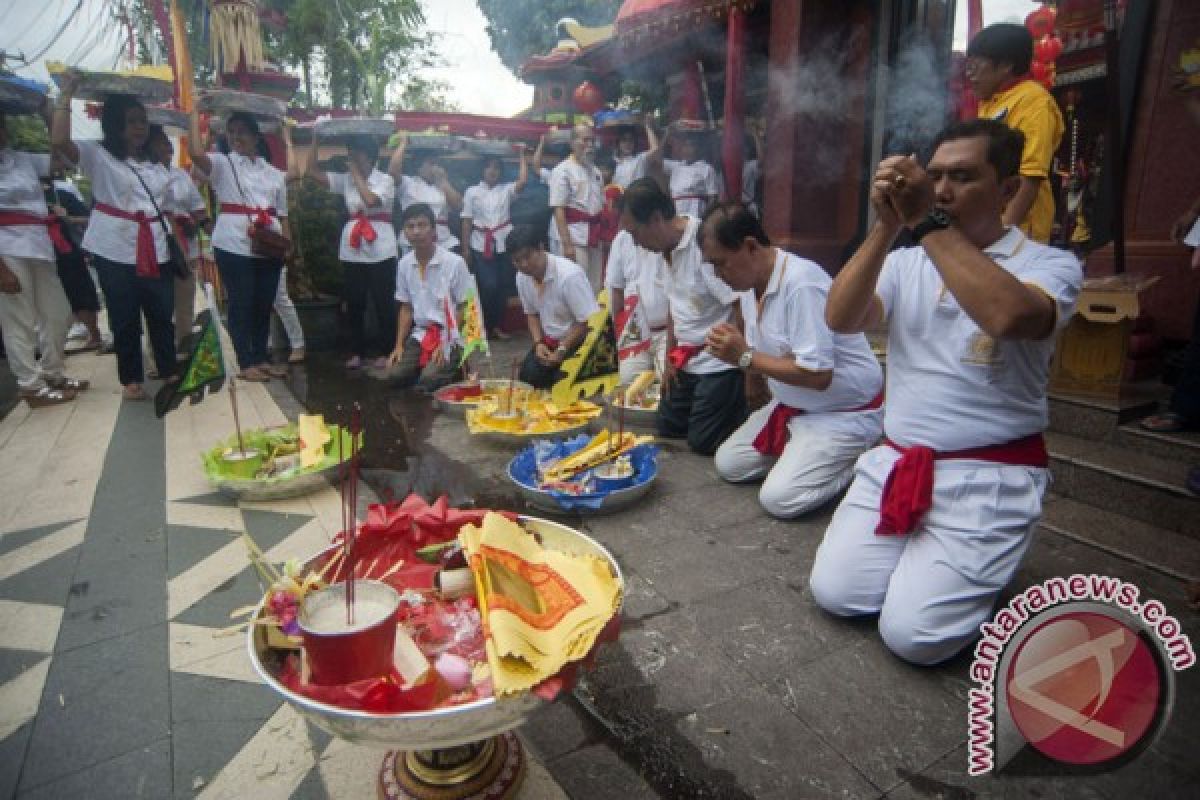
[507,358,519,415]
[228,377,246,455]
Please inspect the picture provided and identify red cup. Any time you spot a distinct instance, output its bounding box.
[298,580,401,686]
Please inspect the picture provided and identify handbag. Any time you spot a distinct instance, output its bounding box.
[226,154,290,261]
[128,163,191,279]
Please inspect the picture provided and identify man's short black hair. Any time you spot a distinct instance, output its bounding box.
[401,202,436,228]
[932,118,1025,181]
[966,23,1034,76]
[505,223,548,253]
[700,202,771,250]
[623,176,675,224]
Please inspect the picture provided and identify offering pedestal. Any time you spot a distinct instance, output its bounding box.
[379,733,525,800]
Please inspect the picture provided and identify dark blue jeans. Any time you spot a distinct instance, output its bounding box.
[656,367,747,455]
[92,255,175,386]
[470,248,514,334]
[215,249,283,371]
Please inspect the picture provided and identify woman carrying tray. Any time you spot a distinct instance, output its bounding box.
[461,147,528,341]
[51,76,176,401]
[387,132,462,253]
[646,122,720,219]
[306,130,398,370]
[0,106,87,407]
[187,109,290,382]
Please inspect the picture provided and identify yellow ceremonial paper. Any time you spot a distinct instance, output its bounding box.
[297,415,331,469]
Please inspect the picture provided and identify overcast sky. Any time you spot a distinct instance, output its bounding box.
[0,0,1040,125]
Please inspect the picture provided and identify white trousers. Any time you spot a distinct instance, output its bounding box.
[618,329,668,386]
[809,444,1048,665]
[715,402,882,518]
[570,245,603,292]
[272,267,305,349]
[0,256,71,391]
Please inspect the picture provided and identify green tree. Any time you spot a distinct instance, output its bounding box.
[477,0,622,74]
[6,116,49,152]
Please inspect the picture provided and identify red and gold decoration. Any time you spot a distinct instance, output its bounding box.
[1025,4,1064,90]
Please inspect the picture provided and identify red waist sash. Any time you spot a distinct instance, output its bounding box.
[219,203,277,229]
[876,432,1048,536]
[563,207,601,248]
[667,344,704,370]
[419,323,443,368]
[474,220,511,259]
[349,211,393,250]
[94,203,160,277]
[0,211,71,254]
[752,391,885,457]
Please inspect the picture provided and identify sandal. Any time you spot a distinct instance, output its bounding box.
[261,363,289,378]
[122,384,148,401]
[1139,412,1191,433]
[287,347,306,364]
[21,386,77,407]
[47,376,90,391]
[238,367,271,382]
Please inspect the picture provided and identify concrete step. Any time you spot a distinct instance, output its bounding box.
[1039,494,1200,582]
[1045,430,1200,539]
[1115,423,1200,464]
[1047,385,1160,440]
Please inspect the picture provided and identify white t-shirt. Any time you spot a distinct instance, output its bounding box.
[461,181,518,254]
[0,149,54,262]
[604,229,669,329]
[547,157,603,247]
[664,159,719,217]
[73,141,170,264]
[876,227,1082,451]
[744,249,883,430]
[613,152,648,189]
[664,215,742,375]
[164,166,206,261]
[394,245,473,343]
[396,175,457,250]
[203,152,287,257]
[516,254,599,340]
[328,169,398,263]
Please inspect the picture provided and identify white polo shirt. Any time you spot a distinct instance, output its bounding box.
[664,215,743,375]
[744,249,883,429]
[165,166,206,261]
[604,229,669,329]
[877,227,1082,452]
[328,169,398,263]
[396,175,457,250]
[664,159,719,217]
[516,254,598,340]
[0,149,55,262]
[547,157,603,248]
[612,152,648,189]
[203,152,287,257]
[461,181,518,254]
[395,245,472,343]
[73,141,170,264]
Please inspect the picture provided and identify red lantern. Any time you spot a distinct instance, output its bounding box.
[1030,61,1050,82]
[1035,34,1064,64]
[573,81,604,115]
[1025,5,1057,40]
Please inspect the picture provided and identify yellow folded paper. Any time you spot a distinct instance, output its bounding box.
[460,513,621,696]
[297,414,331,469]
[540,430,654,483]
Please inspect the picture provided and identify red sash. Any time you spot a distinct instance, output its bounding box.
[540,335,561,350]
[349,211,392,250]
[474,220,510,259]
[667,344,704,370]
[563,207,601,248]
[752,392,884,457]
[219,203,277,230]
[419,323,443,368]
[94,202,160,277]
[876,433,1048,536]
[0,211,71,254]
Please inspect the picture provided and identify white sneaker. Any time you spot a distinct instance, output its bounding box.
[67,323,89,341]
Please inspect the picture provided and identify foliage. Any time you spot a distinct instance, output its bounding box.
[6,116,49,152]
[476,0,623,74]
[286,175,346,299]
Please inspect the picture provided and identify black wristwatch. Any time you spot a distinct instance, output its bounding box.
[910,208,953,242]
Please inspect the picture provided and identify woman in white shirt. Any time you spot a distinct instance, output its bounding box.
[0,110,82,407]
[646,125,720,218]
[306,132,397,369]
[187,110,290,382]
[51,78,177,401]
[460,150,527,340]
[387,133,462,252]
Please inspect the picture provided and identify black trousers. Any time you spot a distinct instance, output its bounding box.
[92,255,175,385]
[519,344,573,389]
[215,248,282,370]
[656,368,747,456]
[343,258,398,357]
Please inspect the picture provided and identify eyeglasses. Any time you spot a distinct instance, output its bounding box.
[963,58,992,77]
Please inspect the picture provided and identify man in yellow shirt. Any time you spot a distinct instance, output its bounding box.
[967,23,1064,243]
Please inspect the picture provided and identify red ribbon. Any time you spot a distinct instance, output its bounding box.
[0,211,72,254]
[752,392,884,457]
[94,203,159,277]
[348,211,391,250]
[667,344,704,370]
[563,207,602,248]
[876,432,1048,536]
[540,335,561,351]
[474,220,510,259]
[219,202,277,231]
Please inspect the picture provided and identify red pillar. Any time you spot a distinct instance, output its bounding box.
[721,7,747,203]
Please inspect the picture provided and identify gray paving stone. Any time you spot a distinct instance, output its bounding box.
[240,509,315,553]
[170,672,281,723]
[287,766,328,800]
[0,647,48,687]
[0,518,83,557]
[173,563,269,628]
[0,723,32,800]
[547,744,660,800]
[20,623,169,791]
[167,524,240,581]
[614,567,674,622]
[171,717,280,798]
[522,699,599,762]
[883,742,1111,800]
[56,543,167,652]
[17,737,172,800]
[0,547,80,606]
[174,491,239,508]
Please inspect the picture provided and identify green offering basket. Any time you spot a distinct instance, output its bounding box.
[201,424,362,501]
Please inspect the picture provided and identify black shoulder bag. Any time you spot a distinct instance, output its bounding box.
[226,154,290,261]
[128,163,191,279]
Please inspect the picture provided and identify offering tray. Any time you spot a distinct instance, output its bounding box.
[0,75,47,115]
[465,397,600,448]
[247,514,624,796]
[146,105,189,132]
[463,138,520,158]
[603,394,659,431]
[47,62,174,102]
[197,89,287,120]
[508,437,658,515]
[202,424,360,501]
[432,380,533,419]
[315,117,395,140]
[399,133,462,153]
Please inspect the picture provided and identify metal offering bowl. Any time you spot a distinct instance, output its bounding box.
[602,395,660,431]
[209,461,343,501]
[247,516,624,751]
[314,117,395,140]
[508,457,657,516]
[433,380,533,419]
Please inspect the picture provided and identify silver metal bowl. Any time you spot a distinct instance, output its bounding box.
[208,460,343,501]
[246,516,624,750]
[314,117,395,140]
[471,419,593,449]
[508,458,658,515]
[432,380,533,419]
[50,68,174,103]
[146,105,189,132]
[601,396,659,431]
[197,89,287,120]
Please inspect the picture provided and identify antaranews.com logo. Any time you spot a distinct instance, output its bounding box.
[967,574,1194,775]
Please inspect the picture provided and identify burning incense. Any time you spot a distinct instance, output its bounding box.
[228,377,247,455]
[507,358,519,415]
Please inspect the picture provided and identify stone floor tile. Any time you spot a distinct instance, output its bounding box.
[17,738,172,800]
[546,744,660,800]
